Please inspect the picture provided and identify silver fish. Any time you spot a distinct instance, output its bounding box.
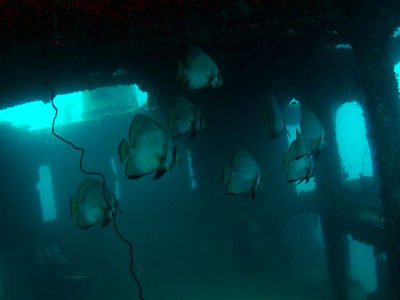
[177,45,222,91]
[119,114,179,180]
[222,148,262,200]
[70,178,118,229]
[169,97,205,138]
[263,91,289,139]
[294,108,327,159]
[283,137,314,184]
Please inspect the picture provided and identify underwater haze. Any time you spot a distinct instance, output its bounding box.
[2,11,400,300]
[0,82,384,300]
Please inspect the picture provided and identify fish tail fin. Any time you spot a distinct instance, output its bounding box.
[118,139,130,163]
[177,60,184,79]
[70,196,79,218]
[222,163,231,185]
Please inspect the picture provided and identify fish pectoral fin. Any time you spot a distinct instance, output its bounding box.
[154,152,165,163]
[118,139,130,163]
[203,73,212,81]
[70,196,79,218]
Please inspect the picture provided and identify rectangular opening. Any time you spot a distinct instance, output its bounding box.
[36,165,57,222]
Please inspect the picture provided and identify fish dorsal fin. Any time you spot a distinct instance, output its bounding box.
[128,114,163,145]
[300,107,324,139]
[77,178,101,201]
[186,44,206,59]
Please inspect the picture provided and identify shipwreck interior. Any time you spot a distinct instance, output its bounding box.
[1,1,400,299]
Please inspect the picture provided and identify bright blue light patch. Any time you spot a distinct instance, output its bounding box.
[336,101,373,180]
[36,165,57,222]
[53,92,84,126]
[130,84,148,108]
[392,26,400,38]
[0,100,54,131]
[394,62,400,97]
[187,149,197,189]
[114,181,121,200]
[0,84,147,131]
[335,44,352,50]
[110,157,117,176]
[348,234,377,293]
[286,124,316,194]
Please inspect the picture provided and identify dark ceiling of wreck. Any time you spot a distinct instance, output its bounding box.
[0,0,399,109]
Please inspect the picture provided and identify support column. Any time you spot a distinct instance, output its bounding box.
[350,35,400,300]
[371,246,390,300]
[315,103,350,300]
[321,215,349,300]
[331,1,400,297]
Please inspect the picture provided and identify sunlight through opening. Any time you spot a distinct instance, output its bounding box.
[335,44,352,50]
[395,62,400,98]
[36,165,57,222]
[393,26,400,38]
[335,101,373,180]
[187,149,197,189]
[0,84,148,131]
[348,234,377,293]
